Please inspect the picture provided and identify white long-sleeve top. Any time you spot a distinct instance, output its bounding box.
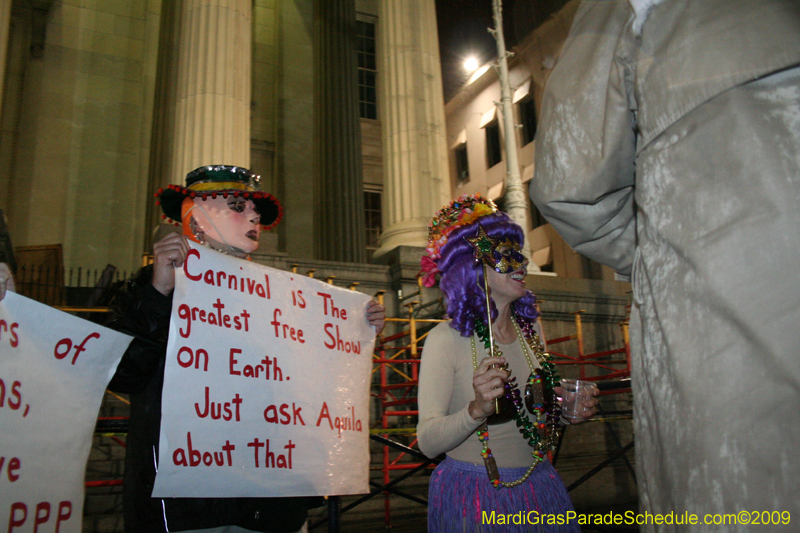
[416,321,543,468]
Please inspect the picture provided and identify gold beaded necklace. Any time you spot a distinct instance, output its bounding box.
[469,310,562,488]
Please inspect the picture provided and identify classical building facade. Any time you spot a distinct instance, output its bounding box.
[0,0,450,275]
[1,0,610,284]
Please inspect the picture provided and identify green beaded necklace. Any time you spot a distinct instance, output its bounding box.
[470,309,562,488]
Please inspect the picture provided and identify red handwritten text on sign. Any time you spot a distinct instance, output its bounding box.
[7,501,73,532]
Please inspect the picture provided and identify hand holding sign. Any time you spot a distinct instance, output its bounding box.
[151,233,192,295]
[366,299,385,333]
[0,262,15,301]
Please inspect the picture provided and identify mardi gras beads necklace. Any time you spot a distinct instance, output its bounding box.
[470,308,562,488]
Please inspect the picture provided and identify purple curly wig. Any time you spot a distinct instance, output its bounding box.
[436,212,539,337]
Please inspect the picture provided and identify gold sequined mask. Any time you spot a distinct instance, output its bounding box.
[466,225,527,274]
[492,239,527,274]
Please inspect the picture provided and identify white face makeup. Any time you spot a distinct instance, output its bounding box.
[190,195,261,254]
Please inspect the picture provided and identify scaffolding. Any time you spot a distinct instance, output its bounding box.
[371,294,446,529]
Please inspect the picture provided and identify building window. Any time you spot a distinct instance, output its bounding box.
[455,143,469,187]
[485,120,502,168]
[519,96,537,145]
[364,189,382,250]
[357,19,377,120]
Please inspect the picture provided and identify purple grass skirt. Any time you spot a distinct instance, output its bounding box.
[427,457,580,532]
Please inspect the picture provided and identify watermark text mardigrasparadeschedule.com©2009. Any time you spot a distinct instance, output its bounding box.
[481,510,792,527]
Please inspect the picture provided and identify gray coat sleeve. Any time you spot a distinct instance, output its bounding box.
[530,0,637,276]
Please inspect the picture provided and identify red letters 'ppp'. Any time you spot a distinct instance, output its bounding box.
[7,500,72,533]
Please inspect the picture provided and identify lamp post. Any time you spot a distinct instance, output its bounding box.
[489,0,536,267]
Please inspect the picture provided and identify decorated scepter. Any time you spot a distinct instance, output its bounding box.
[467,224,517,419]
[482,261,502,415]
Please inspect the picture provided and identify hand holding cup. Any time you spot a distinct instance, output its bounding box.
[556,379,599,421]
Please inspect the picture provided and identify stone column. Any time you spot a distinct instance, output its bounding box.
[170,0,252,182]
[314,0,367,263]
[373,0,450,261]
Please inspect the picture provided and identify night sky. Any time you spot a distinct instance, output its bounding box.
[435,0,570,101]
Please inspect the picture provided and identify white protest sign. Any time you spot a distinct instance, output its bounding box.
[152,243,375,498]
[0,291,132,533]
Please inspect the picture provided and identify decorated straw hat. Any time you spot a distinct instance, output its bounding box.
[156,165,283,230]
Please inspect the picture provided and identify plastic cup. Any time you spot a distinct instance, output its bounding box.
[559,379,598,419]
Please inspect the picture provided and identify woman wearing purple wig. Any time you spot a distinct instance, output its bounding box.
[417,194,591,532]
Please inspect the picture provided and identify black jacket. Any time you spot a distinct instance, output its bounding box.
[107,266,308,533]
